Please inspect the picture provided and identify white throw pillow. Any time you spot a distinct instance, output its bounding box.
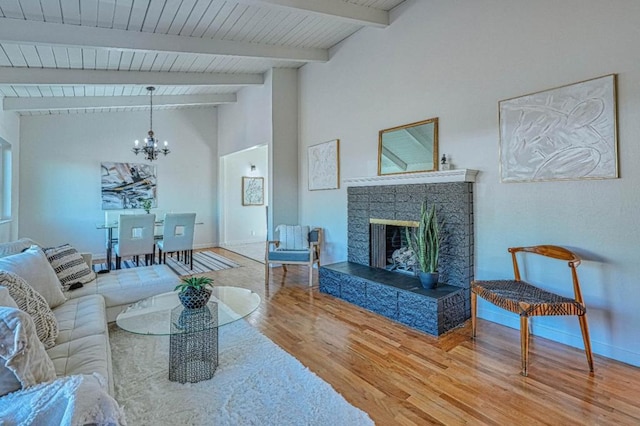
[276,225,310,250]
[0,245,67,308]
[0,306,56,397]
[0,271,59,349]
[0,238,40,259]
[43,244,96,291]
[0,286,18,308]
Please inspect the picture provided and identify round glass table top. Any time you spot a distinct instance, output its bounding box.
[116,286,261,335]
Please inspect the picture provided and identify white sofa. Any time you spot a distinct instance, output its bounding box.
[0,238,180,423]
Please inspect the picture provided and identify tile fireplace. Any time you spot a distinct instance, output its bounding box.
[319,170,477,336]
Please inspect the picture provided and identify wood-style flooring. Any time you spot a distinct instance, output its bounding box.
[198,248,640,425]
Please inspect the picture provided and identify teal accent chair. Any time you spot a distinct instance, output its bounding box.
[265,225,323,286]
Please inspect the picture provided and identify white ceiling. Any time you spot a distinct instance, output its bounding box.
[0,0,405,115]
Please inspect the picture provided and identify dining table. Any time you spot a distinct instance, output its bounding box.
[95,220,203,271]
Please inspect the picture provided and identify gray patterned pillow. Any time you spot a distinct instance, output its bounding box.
[0,271,58,349]
[43,244,96,291]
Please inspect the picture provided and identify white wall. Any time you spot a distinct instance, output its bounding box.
[0,104,20,242]
[219,145,268,245]
[270,69,299,236]
[218,69,299,240]
[298,0,640,366]
[218,81,272,157]
[19,108,218,257]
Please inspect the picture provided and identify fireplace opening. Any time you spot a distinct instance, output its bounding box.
[370,219,418,275]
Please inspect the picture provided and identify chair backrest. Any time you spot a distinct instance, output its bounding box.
[508,245,584,304]
[161,213,196,252]
[275,225,310,250]
[117,214,156,257]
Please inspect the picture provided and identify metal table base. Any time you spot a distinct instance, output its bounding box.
[169,303,219,383]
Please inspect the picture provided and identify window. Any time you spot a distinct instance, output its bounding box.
[0,137,11,221]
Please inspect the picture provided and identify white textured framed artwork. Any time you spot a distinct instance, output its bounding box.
[242,176,264,206]
[499,74,618,183]
[101,162,157,209]
[308,139,340,190]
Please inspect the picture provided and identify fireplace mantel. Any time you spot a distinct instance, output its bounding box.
[343,169,478,187]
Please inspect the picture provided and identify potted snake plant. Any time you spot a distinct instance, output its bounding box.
[175,276,214,310]
[405,201,441,289]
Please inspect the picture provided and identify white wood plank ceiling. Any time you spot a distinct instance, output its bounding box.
[0,0,405,115]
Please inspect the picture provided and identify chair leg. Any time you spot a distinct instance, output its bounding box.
[308,264,313,286]
[115,255,121,270]
[265,262,269,285]
[189,250,193,270]
[471,291,477,338]
[578,314,595,372]
[520,315,530,376]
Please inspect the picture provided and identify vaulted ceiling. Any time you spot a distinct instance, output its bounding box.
[0,0,405,115]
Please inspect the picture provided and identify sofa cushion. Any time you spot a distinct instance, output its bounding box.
[66,264,179,308]
[46,334,114,396]
[0,307,57,397]
[43,244,96,291]
[0,271,59,349]
[0,246,67,309]
[52,295,107,346]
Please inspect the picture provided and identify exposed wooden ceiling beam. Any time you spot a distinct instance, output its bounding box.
[0,18,328,62]
[238,0,389,27]
[0,67,263,86]
[3,94,236,112]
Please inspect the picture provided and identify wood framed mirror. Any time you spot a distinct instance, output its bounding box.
[378,117,439,176]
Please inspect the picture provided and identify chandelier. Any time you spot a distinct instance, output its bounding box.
[132,86,170,161]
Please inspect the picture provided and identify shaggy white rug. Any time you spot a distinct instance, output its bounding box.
[110,320,374,425]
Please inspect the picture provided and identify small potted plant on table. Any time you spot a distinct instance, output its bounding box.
[405,201,441,289]
[175,276,214,310]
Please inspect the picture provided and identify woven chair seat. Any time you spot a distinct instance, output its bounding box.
[472,279,586,317]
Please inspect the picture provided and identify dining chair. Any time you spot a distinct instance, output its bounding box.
[114,214,156,269]
[471,245,594,376]
[157,213,196,269]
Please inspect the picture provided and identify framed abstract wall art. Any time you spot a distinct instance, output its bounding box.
[308,139,340,190]
[101,162,157,209]
[242,176,264,206]
[499,74,618,183]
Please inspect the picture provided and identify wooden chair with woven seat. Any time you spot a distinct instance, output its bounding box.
[471,245,594,376]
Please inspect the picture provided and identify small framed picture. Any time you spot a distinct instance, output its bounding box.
[242,176,264,206]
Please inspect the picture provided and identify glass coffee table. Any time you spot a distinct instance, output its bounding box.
[116,286,260,383]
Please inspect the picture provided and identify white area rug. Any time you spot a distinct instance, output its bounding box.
[110,320,373,425]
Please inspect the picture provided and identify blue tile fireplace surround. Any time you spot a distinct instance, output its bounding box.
[319,176,474,336]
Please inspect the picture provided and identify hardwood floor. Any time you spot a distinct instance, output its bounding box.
[201,248,640,425]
